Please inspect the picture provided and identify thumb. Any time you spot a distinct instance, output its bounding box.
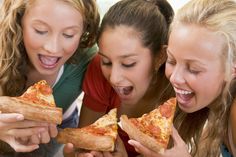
[63,143,76,157]
[171,127,186,147]
[6,138,39,152]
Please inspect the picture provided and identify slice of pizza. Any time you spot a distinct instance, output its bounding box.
[57,108,118,152]
[0,80,62,124]
[120,97,176,154]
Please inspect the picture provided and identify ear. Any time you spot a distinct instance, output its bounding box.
[154,45,167,71]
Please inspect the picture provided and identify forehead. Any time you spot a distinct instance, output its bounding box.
[99,26,152,58]
[169,23,226,61]
[23,0,83,28]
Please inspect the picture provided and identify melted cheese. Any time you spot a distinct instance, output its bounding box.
[93,108,118,139]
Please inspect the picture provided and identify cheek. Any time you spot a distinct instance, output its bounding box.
[23,28,43,51]
[101,66,110,80]
[63,39,80,55]
[134,67,153,87]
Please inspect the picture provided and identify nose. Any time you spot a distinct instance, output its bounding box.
[169,66,185,85]
[109,65,122,85]
[44,35,61,54]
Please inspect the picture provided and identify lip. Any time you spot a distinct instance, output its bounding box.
[38,54,61,69]
[113,86,133,101]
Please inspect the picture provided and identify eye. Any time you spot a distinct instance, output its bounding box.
[101,58,112,66]
[122,62,136,68]
[188,68,200,74]
[63,33,74,38]
[35,29,47,35]
[166,57,176,65]
[101,61,112,66]
[188,65,200,74]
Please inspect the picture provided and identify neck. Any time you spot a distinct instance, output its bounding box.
[26,66,59,88]
[118,83,161,118]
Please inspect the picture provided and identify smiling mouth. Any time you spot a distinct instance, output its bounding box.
[38,54,60,67]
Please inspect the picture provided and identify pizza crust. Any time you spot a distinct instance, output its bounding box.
[57,128,115,151]
[0,96,62,124]
[120,115,165,154]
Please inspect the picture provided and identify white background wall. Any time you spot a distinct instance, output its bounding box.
[97,0,190,17]
[0,0,190,15]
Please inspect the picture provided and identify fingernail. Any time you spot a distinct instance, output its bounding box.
[16,115,24,120]
[128,140,133,145]
[34,145,39,149]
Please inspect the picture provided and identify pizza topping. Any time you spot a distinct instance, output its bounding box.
[38,85,52,95]
[56,108,118,151]
[120,97,176,152]
[19,80,56,107]
[147,123,161,137]
[160,103,172,118]
[85,126,109,135]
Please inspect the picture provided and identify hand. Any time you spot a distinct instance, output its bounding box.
[128,127,191,157]
[63,136,128,157]
[28,123,58,144]
[0,112,48,152]
[88,136,128,157]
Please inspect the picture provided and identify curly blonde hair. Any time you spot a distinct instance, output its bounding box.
[0,0,100,96]
[170,0,236,156]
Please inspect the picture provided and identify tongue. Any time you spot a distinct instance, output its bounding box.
[40,56,58,66]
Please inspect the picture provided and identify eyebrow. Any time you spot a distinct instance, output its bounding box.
[98,51,138,59]
[32,19,83,30]
[166,49,208,66]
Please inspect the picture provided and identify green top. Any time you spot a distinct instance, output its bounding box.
[53,46,97,112]
[0,46,97,155]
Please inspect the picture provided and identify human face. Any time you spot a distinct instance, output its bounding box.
[22,0,83,76]
[165,24,225,113]
[99,26,154,106]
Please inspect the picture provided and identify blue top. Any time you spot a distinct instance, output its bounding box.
[221,144,233,157]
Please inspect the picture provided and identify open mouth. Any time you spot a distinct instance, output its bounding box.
[174,87,194,104]
[114,86,133,97]
[39,54,61,68]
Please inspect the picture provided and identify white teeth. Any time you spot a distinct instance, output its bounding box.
[174,87,192,95]
[114,86,132,96]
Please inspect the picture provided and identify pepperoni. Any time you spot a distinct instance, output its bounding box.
[86,126,108,135]
[160,103,172,118]
[147,124,161,135]
[39,85,52,95]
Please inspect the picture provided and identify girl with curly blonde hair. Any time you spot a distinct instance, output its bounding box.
[0,0,99,156]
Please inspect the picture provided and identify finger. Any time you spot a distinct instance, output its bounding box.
[78,153,94,157]
[90,151,103,157]
[128,140,157,156]
[103,151,113,157]
[63,143,76,157]
[0,113,24,122]
[29,134,40,144]
[49,124,58,138]
[7,127,45,138]
[171,127,185,146]
[2,120,48,130]
[39,129,50,144]
[8,140,39,152]
[17,137,29,145]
